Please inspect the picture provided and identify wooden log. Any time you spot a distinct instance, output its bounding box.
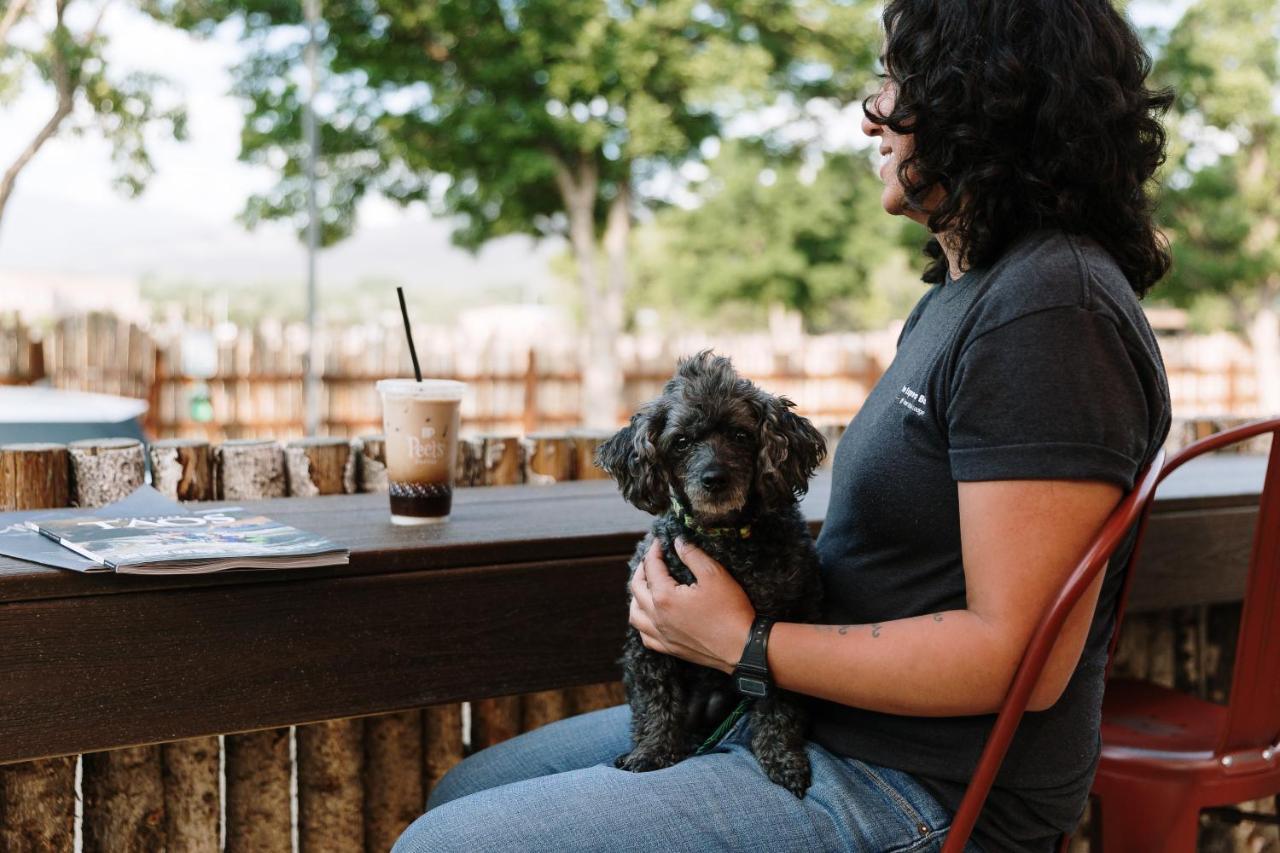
[287,438,364,850]
[286,436,355,496]
[0,443,69,511]
[524,432,574,485]
[363,711,423,852]
[149,438,215,502]
[570,682,628,715]
[570,429,614,481]
[216,443,292,853]
[68,437,145,508]
[354,434,388,494]
[297,719,364,852]
[69,439,164,851]
[521,691,569,733]
[215,439,286,500]
[423,704,464,799]
[224,728,291,853]
[520,432,574,730]
[162,738,219,853]
[480,434,525,487]
[355,438,424,849]
[0,443,75,852]
[82,749,165,852]
[455,436,485,488]
[472,436,525,747]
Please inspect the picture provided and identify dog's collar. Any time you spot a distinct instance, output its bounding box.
[670,497,752,539]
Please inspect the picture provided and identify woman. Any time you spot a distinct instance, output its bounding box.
[395,1,1173,850]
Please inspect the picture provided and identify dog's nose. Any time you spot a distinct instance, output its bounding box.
[701,468,728,491]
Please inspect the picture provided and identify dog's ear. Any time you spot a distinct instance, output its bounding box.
[754,392,827,507]
[594,401,670,515]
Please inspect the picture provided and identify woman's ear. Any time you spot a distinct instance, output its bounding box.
[594,401,670,515]
[756,394,827,506]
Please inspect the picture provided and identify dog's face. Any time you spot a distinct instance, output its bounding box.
[595,351,826,521]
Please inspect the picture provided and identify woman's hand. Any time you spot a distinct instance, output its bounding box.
[628,537,756,673]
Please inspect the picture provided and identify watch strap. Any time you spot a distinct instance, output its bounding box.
[733,616,775,698]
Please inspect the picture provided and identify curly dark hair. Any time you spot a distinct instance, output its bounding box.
[866,0,1174,296]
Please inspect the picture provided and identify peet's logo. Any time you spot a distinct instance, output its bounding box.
[408,426,448,463]
[896,384,928,416]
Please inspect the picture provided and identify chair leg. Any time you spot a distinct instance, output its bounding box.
[1096,785,1200,853]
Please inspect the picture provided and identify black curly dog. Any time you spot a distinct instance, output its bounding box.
[595,351,827,798]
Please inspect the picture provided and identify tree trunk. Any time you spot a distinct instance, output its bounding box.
[1246,291,1280,415]
[554,157,625,430]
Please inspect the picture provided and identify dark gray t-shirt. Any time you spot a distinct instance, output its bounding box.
[810,230,1170,852]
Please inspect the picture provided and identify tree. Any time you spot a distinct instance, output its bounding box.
[1152,0,1280,413]
[0,0,187,234]
[150,0,882,426]
[630,140,912,332]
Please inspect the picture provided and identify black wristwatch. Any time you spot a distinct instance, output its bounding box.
[733,616,776,699]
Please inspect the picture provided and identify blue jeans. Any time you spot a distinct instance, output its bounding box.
[393,704,981,852]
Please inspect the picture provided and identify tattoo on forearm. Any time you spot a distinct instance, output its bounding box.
[871,623,882,638]
[837,625,850,635]
[933,614,944,623]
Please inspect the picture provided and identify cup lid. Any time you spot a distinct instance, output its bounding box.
[375,379,467,400]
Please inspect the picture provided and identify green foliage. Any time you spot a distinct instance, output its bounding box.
[1151,0,1280,320]
[630,141,910,331]
[0,1,186,217]
[149,0,883,248]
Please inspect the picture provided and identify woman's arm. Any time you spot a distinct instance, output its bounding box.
[631,477,1122,717]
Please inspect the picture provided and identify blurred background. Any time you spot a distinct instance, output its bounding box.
[0,0,1275,442]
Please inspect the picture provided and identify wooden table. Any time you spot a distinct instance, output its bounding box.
[0,455,1264,766]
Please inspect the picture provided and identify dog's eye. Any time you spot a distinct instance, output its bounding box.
[672,435,690,452]
[732,429,751,444]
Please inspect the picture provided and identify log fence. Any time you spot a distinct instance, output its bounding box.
[0,430,626,852]
[1,313,1267,441]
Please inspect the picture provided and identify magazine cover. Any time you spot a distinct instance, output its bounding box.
[0,486,184,572]
[36,508,348,573]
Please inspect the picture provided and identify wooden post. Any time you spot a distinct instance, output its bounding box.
[297,720,364,853]
[0,443,76,852]
[147,439,220,852]
[354,435,425,849]
[570,429,614,481]
[216,439,288,500]
[519,434,573,731]
[286,436,355,497]
[423,704,464,800]
[522,348,539,434]
[363,711,422,852]
[286,437,364,851]
[354,434,388,494]
[67,438,145,509]
[471,436,525,749]
[455,436,485,489]
[150,438,215,502]
[215,441,292,853]
[69,440,165,852]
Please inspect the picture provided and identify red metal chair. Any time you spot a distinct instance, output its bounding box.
[1091,417,1280,852]
[940,447,1167,853]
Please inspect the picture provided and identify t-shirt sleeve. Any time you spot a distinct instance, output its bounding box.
[946,305,1155,488]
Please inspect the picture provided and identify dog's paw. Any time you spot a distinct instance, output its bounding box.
[614,749,679,773]
[759,750,811,798]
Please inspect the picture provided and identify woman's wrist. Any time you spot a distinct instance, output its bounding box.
[719,611,757,674]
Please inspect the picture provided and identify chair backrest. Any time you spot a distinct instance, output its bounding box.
[1151,419,1280,758]
[941,447,1166,853]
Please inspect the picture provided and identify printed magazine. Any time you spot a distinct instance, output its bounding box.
[26,497,349,575]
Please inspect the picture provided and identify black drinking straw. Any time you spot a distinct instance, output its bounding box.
[397,286,423,383]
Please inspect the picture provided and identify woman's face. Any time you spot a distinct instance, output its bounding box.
[862,79,933,227]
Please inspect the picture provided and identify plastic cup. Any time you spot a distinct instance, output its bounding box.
[376,379,466,525]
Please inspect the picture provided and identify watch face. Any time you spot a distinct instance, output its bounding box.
[736,676,769,698]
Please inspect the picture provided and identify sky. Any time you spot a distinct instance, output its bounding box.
[0,0,1192,297]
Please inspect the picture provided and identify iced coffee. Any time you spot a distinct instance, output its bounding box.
[376,379,465,525]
